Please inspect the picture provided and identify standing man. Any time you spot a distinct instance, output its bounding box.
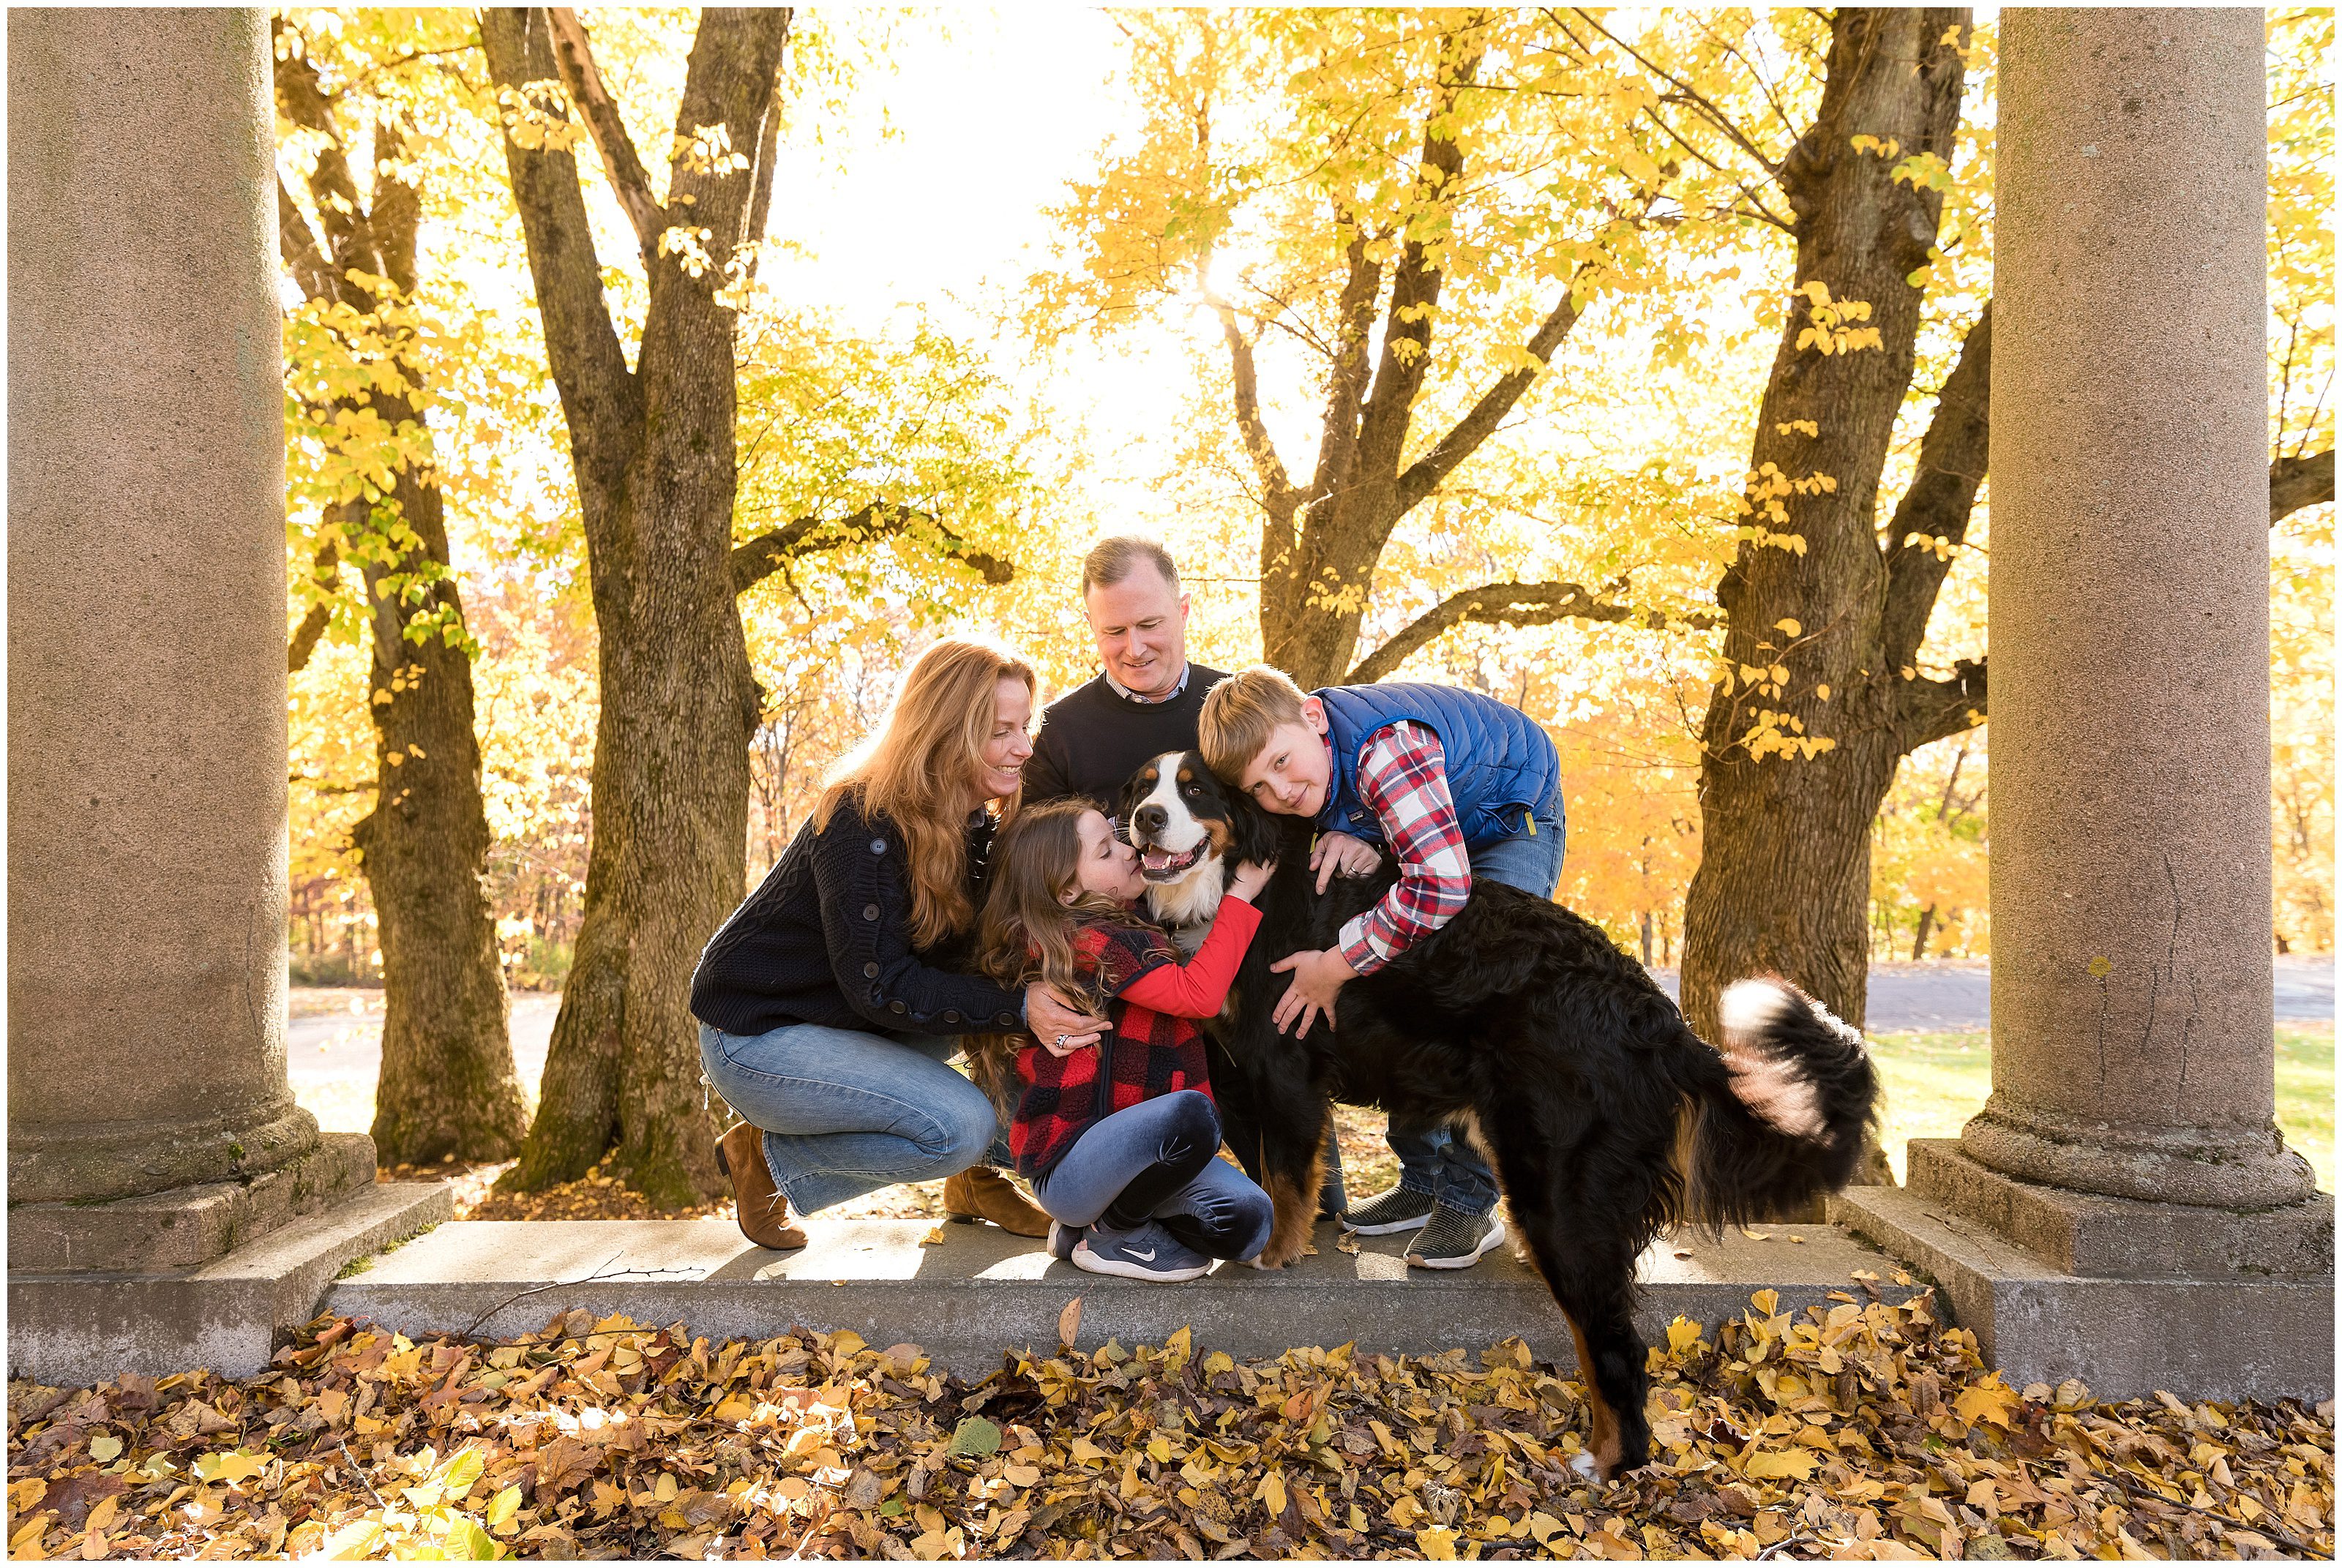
[1022,536,1231,810]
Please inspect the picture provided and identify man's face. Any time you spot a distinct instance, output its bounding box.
[1085,563,1189,699]
[1238,701,1333,817]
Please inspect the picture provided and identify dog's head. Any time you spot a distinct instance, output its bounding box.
[1119,750,1280,928]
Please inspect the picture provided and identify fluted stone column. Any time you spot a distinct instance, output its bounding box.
[7,9,359,1267]
[1970,7,2316,1209]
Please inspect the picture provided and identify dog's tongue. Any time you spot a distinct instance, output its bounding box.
[1141,849,1175,871]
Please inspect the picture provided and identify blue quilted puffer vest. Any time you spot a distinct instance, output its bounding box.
[1315,683,1560,849]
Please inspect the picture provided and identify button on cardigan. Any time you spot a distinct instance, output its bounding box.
[689,789,1025,1038]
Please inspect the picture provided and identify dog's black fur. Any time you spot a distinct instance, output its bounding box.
[1119,752,1879,1477]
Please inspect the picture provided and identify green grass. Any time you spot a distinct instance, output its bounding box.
[1871,1022,2334,1193]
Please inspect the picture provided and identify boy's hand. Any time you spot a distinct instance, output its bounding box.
[1309,831,1380,893]
[1026,985,1104,1054]
[1268,948,1357,1038]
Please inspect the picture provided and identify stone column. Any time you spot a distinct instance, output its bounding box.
[1971,6,2316,1210]
[1834,10,2328,1400]
[7,9,354,1265]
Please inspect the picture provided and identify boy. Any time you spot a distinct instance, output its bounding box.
[1197,668,1565,1269]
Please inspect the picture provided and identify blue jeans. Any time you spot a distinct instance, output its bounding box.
[1379,784,1568,1218]
[699,1021,1010,1216]
[1031,1091,1273,1262]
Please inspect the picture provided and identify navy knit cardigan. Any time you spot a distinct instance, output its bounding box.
[689,791,1025,1039]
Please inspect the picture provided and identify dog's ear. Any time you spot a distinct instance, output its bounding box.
[1230,783,1282,869]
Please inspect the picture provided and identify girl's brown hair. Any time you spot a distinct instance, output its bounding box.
[976,800,1131,1009]
[816,637,1036,949]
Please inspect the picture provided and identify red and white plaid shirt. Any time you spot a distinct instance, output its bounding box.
[1331,722,1472,974]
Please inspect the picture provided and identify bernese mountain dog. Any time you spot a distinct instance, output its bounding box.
[1119,750,1879,1479]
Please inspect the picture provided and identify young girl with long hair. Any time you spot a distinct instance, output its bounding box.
[977,800,1276,1280]
[691,637,1105,1251]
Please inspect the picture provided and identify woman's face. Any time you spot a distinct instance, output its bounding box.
[1065,809,1145,904]
[978,675,1035,802]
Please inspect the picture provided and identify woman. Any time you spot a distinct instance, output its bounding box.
[691,638,1105,1249]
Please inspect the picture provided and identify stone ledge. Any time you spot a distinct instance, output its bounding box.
[322,1218,1924,1377]
[8,1130,378,1274]
[1907,1139,2334,1279]
[1831,1185,2335,1400]
[8,1180,451,1388]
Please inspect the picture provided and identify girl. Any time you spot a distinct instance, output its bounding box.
[977,799,1276,1280]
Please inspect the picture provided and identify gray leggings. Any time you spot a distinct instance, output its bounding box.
[1031,1090,1274,1262]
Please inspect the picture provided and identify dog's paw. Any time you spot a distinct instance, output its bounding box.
[1567,1450,1601,1481]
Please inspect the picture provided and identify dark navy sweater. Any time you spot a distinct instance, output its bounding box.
[689,791,1025,1039]
[1022,664,1230,811]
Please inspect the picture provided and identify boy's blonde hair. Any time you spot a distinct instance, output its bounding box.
[1198,664,1311,782]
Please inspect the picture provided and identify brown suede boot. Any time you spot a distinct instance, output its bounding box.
[943,1166,1050,1237]
[717,1122,807,1250]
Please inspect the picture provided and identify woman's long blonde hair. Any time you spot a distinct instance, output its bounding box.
[816,637,1036,950]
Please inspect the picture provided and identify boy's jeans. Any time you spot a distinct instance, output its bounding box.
[1344,784,1568,1220]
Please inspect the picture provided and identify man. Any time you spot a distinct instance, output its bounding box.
[1021,536,1231,810]
[1028,536,1385,1224]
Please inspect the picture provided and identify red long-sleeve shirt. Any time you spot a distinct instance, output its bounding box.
[1008,896,1261,1175]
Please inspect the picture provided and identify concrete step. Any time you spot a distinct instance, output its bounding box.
[10,1180,453,1388]
[323,1217,1925,1375]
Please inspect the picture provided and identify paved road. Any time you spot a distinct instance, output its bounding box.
[1645,955,2334,1031]
[288,957,2332,1084]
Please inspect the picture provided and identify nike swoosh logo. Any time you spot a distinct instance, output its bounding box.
[1128,1247,1156,1261]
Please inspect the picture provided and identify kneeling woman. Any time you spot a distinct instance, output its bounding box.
[692,639,1102,1250]
[979,801,1276,1280]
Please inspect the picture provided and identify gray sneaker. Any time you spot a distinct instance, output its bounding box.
[1405,1204,1507,1269]
[1341,1185,1437,1235]
[1073,1220,1212,1282]
[1047,1220,1083,1261]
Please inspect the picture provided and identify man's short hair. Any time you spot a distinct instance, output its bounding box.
[1080,535,1181,597]
[1198,664,1310,782]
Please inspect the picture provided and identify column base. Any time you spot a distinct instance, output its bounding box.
[1961,1096,2319,1208]
[1833,1141,2332,1400]
[9,1130,377,1273]
[8,1179,452,1389]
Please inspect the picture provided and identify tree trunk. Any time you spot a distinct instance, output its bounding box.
[1911,904,1937,962]
[348,472,528,1163]
[274,32,527,1163]
[483,6,789,1206]
[1680,10,1974,1046]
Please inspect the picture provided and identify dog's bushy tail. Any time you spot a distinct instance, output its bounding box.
[1681,976,1878,1228]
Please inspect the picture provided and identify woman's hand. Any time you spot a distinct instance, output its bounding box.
[1227,858,1277,904]
[1026,983,1106,1057]
[1309,831,1380,893]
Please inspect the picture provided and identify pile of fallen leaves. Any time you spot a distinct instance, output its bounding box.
[10,1286,2330,1561]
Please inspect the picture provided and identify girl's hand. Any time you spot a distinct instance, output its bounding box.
[1025,984,1105,1055]
[1227,858,1277,903]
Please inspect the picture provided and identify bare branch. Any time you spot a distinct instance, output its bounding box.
[288,541,343,673]
[1302,221,1385,503]
[1205,292,1298,508]
[741,18,794,255]
[1345,579,1721,684]
[1895,659,1987,753]
[731,503,1014,596]
[1396,272,1593,512]
[544,7,666,250]
[1881,301,1991,672]
[2271,448,2334,524]
[275,176,340,304]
